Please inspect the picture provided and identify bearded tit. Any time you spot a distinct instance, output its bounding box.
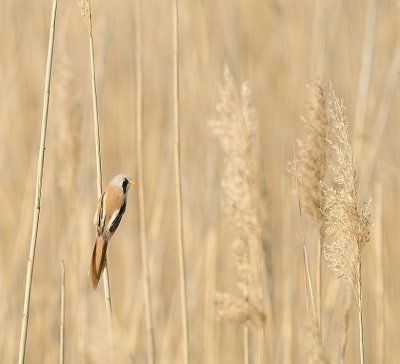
[89,174,135,288]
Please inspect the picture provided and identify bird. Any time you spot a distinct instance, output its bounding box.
[88,174,135,289]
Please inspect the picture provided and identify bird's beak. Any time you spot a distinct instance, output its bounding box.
[128,179,135,185]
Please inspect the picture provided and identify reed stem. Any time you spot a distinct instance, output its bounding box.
[317,235,322,331]
[86,0,113,348]
[243,324,249,364]
[135,0,156,362]
[18,0,58,362]
[375,182,384,363]
[358,261,365,364]
[292,134,317,320]
[173,0,190,362]
[60,261,65,364]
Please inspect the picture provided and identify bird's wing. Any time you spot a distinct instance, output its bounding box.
[102,185,126,239]
[107,201,126,235]
[93,192,105,233]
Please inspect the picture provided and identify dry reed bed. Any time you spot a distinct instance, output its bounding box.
[1,1,398,363]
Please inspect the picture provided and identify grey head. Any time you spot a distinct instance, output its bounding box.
[109,174,135,194]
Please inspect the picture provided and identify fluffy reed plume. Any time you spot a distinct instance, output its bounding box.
[297,82,329,228]
[321,86,371,364]
[296,81,329,328]
[18,1,58,363]
[210,66,266,361]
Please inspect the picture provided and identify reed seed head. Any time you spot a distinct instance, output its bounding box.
[321,85,372,296]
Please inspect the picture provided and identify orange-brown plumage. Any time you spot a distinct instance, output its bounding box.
[88,236,108,289]
[88,174,134,289]
[102,185,125,238]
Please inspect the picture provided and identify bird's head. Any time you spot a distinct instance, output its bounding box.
[111,174,135,194]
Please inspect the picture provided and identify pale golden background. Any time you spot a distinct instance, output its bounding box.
[1,0,399,363]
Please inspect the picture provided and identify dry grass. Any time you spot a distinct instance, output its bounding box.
[210,67,267,362]
[321,85,372,364]
[296,81,330,330]
[2,1,400,363]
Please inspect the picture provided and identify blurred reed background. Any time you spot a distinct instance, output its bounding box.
[1,0,399,363]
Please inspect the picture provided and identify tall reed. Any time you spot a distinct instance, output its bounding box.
[173,0,190,362]
[321,85,372,364]
[60,260,65,364]
[339,284,352,364]
[374,182,384,363]
[77,0,113,348]
[135,0,156,362]
[352,0,377,161]
[291,136,318,325]
[296,82,329,330]
[18,0,58,362]
[211,66,266,364]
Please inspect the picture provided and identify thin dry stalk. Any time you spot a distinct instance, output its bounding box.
[352,0,377,161]
[135,0,156,362]
[203,230,217,364]
[18,0,58,362]
[374,182,384,363]
[358,282,364,364]
[243,325,249,364]
[293,134,327,363]
[292,135,317,322]
[296,82,329,330]
[60,261,65,364]
[321,86,372,364]
[339,284,352,364]
[282,177,292,364]
[77,0,113,349]
[360,36,400,197]
[173,0,190,362]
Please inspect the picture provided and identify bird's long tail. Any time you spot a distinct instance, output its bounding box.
[88,236,108,289]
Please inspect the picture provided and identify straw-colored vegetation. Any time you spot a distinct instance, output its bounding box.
[1,1,399,363]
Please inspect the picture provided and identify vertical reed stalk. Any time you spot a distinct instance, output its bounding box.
[353,0,377,161]
[60,261,65,364]
[339,284,352,364]
[18,0,58,362]
[135,0,156,362]
[203,230,217,364]
[296,83,329,331]
[360,37,400,197]
[375,182,384,363]
[317,236,322,331]
[282,175,292,364]
[83,0,114,347]
[173,0,190,362]
[321,86,371,364]
[243,324,249,364]
[292,135,317,320]
[357,264,364,364]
